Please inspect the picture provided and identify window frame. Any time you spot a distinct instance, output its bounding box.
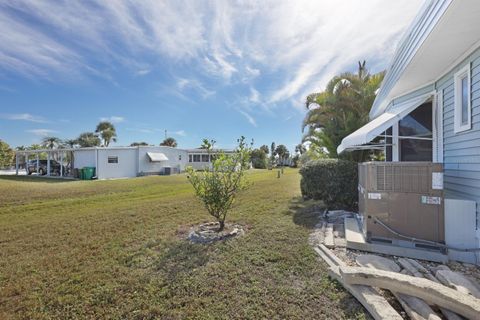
[107,156,118,164]
[454,64,472,133]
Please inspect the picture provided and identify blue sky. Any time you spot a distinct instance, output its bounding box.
[0,0,423,151]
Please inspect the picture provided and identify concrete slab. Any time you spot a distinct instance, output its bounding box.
[345,218,448,263]
[324,223,334,248]
[340,266,480,320]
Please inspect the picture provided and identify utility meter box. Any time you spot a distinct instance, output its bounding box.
[358,162,444,243]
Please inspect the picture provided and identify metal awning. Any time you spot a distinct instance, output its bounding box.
[147,152,169,162]
[337,93,432,154]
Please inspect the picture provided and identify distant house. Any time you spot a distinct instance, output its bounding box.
[338,0,480,262]
[15,146,231,180]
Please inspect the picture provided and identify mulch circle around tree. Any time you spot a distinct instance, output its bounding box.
[188,222,245,243]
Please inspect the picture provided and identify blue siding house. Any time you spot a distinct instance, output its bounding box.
[339,0,480,262]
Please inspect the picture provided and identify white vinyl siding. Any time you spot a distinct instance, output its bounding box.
[439,51,480,230]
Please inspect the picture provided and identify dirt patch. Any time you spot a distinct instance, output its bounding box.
[188,222,245,243]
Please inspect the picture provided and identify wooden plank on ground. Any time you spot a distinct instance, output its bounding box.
[339,266,480,319]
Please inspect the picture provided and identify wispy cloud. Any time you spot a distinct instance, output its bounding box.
[0,0,422,110]
[249,87,260,104]
[1,113,47,123]
[126,127,155,134]
[237,109,257,127]
[26,128,58,136]
[100,116,125,123]
[135,68,152,76]
[171,130,186,137]
[176,77,215,99]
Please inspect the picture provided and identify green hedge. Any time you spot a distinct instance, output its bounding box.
[299,159,358,210]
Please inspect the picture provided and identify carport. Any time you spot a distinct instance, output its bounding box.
[15,148,75,178]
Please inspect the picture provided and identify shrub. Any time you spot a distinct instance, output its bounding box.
[250,148,267,169]
[186,137,252,231]
[0,140,15,169]
[299,159,358,210]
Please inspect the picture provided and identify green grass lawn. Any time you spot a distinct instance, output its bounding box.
[0,169,367,319]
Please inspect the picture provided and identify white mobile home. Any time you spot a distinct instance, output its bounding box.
[338,0,480,263]
[15,146,229,180]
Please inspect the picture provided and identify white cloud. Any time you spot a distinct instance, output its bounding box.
[0,113,47,123]
[100,116,125,123]
[0,0,423,109]
[176,77,215,99]
[26,129,58,136]
[237,109,257,127]
[249,87,260,104]
[171,130,186,137]
[135,68,151,76]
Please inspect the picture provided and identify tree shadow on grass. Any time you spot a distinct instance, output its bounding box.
[288,196,325,229]
[154,241,211,281]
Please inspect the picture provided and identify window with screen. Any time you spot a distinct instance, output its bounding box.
[399,102,432,162]
[108,156,118,164]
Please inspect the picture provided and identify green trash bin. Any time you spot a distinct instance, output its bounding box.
[78,168,85,180]
[83,167,96,180]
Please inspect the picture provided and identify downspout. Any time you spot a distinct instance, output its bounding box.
[95,148,98,179]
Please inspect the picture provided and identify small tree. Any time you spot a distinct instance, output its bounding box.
[260,144,269,155]
[250,148,267,169]
[0,140,14,168]
[186,137,252,231]
[270,142,276,166]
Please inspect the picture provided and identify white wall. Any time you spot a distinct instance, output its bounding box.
[138,146,188,174]
[73,149,96,168]
[97,148,138,179]
[445,199,479,264]
[187,161,212,170]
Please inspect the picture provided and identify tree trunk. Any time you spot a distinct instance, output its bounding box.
[218,220,225,232]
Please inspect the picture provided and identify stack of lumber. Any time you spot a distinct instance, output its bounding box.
[314,245,480,320]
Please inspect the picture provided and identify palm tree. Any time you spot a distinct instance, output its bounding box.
[275,144,289,165]
[63,139,78,148]
[95,121,117,147]
[160,137,177,147]
[76,132,101,148]
[303,61,384,161]
[41,136,62,149]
